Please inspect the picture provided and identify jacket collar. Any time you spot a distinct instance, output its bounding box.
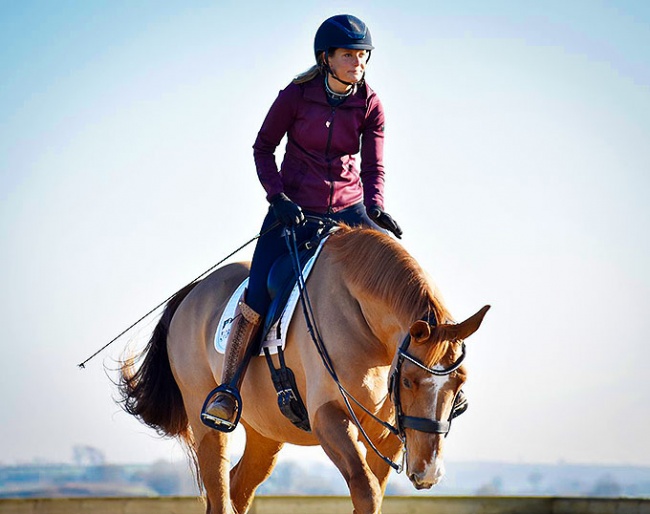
[302,75,368,109]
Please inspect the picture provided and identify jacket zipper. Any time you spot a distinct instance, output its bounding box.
[325,107,336,214]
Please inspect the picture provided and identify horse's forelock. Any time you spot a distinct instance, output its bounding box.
[422,333,455,369]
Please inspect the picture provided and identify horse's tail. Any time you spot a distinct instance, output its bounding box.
[118,281,200,444]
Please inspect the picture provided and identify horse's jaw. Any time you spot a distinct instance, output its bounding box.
[407,450,446,490]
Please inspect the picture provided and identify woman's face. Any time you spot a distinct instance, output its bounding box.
[326,48,369,88]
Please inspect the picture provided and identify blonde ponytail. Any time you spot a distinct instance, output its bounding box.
[293,64,322,84]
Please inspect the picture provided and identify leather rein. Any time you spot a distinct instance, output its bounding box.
[284,224,466,473]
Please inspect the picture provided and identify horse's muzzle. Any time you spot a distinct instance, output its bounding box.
[408,472,442,490]
[408,457,445,489]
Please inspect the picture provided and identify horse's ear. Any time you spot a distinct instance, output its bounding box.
[441,305,490,343]
[409,320,431,344]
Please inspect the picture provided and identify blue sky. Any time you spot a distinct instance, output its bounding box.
[1,0,649,469]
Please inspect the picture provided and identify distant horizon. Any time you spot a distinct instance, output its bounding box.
[4,450,650,470]
[3,455,650,500]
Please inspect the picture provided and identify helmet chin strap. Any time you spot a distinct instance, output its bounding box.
[322,56,364,88]
[327,68,358,87]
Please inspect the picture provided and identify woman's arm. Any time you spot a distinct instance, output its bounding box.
[253,84,300,201]
[359,94,386,210]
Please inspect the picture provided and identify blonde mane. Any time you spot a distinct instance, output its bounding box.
[327,226,453,328]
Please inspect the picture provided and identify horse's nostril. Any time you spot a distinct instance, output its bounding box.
[409,473,431,490]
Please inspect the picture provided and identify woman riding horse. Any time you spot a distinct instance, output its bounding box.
[118,16,489,514]
[202,14,408,430]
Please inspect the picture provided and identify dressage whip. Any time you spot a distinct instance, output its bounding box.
[77,224,280,369]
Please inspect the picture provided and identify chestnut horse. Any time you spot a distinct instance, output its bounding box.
[119,225,489,514]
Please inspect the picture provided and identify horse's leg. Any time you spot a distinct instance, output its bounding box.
[195,428,235,514]
[313,401,383,514]
[366,439,403,497]
[171,349,235,514]
[230,423,284,514]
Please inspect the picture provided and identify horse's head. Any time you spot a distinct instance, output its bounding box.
[391,305,490,490]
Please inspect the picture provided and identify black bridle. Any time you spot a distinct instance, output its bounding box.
[388,315,467,439]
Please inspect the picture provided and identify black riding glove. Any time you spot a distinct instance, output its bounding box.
[270,193,305,227]
[367,205,403,239]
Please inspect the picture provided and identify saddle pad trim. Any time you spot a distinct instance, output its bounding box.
[213,236,328,356]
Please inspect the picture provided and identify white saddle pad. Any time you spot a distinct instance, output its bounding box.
[214,236,328,356]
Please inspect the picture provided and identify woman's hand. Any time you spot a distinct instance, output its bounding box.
[270,193,306,227]
[367,205,403,239]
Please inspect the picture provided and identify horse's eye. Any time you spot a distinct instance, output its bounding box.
[402,377,412,389]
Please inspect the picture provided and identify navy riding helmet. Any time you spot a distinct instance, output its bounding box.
[314,14,374,63]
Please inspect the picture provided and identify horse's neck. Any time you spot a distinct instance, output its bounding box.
[355,292,409,359]
[316,255,406,364]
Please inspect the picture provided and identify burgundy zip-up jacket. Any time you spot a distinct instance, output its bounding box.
[253,75,385,214]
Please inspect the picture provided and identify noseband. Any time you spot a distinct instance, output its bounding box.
[389,315,466,438]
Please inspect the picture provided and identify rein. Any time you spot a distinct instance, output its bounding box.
[284,225,404,472]
[284,225,467,473]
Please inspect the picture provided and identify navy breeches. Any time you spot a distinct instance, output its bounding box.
[246,202,378,315]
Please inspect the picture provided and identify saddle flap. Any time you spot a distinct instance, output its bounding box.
[214,235,330,357]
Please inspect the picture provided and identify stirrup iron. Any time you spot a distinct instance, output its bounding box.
[200,384,243,433]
